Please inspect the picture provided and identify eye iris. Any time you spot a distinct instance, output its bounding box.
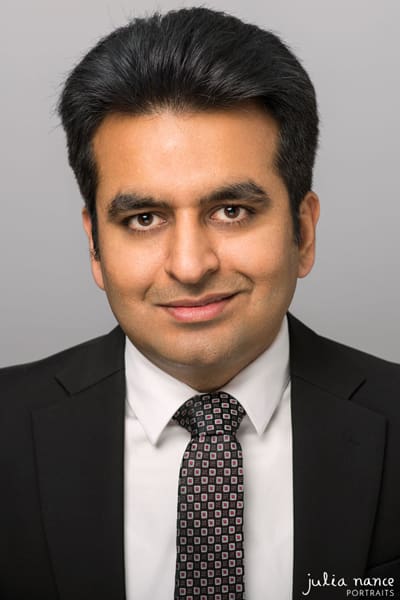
[224,206,240,218]
[138,214,153,226]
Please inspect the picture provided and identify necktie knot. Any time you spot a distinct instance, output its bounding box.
[174,391,245,437]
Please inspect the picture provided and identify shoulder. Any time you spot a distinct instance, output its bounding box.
[323,335,400,412]
[288,312,400,415]
[320,332,400,377]
[0,326,125,411]
[315,326,400,394]
[288,311,400,374]
[0,329,116,380]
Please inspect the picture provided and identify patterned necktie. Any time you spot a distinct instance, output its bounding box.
[173,391,246,600]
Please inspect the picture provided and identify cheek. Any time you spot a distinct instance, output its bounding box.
[99,233,165,296]
[224,227,298,284]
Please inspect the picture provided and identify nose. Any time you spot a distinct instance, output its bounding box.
[164,216,219,284]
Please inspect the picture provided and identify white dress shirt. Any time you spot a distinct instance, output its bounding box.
[124,316,293,599]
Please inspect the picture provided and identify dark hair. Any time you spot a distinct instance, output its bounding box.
[58,7,319,257]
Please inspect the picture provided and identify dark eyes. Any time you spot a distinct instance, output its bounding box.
[135,213,159,227]
[124,205,252,232]
[213,206,248,222]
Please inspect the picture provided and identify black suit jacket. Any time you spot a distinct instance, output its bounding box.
[1,313,400,599]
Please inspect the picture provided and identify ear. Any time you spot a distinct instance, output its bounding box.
[82,207,105,290]
[297,191,320,279]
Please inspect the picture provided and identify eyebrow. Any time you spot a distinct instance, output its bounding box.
[107,179,271,219]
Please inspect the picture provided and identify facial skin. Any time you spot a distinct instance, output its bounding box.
[83,103,319,391]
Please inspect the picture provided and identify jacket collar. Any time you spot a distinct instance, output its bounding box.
[288,312,366,397]
[55,325,126,394]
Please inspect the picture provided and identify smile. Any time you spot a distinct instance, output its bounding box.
[159,293,238,323]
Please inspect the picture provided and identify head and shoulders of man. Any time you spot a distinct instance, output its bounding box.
[2,7,399,402]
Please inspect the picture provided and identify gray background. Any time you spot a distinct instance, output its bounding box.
[1,0,399,367]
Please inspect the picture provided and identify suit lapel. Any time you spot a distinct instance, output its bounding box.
[288,314,387,596]
[31,327,126,600]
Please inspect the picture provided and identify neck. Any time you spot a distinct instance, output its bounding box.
[159,364,242,393]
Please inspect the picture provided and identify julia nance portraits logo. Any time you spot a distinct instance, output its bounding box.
[301,571,396,597]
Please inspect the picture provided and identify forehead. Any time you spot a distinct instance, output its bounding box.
[92,103,281,205]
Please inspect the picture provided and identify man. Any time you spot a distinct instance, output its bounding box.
[1,7,399,600]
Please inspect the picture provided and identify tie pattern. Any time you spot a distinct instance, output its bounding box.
[173,391,246,600]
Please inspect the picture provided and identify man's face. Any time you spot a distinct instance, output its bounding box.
[84,103,319,390]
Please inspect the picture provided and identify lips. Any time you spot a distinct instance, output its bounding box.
[160,293,237,322]
[164,293,235,307]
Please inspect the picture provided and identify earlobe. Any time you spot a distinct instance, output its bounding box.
[81,207,105,291]
[297,192,320,279]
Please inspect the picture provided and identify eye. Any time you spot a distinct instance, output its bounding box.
[211,205,250,223]
[126,212,166,231]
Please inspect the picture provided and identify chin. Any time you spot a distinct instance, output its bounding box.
[143,334,234,369]
[163,344,225,369]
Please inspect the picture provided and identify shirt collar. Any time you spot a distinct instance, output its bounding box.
[125,315,290,445]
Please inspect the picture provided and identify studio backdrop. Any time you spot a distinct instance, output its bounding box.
[1,0,399,366]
